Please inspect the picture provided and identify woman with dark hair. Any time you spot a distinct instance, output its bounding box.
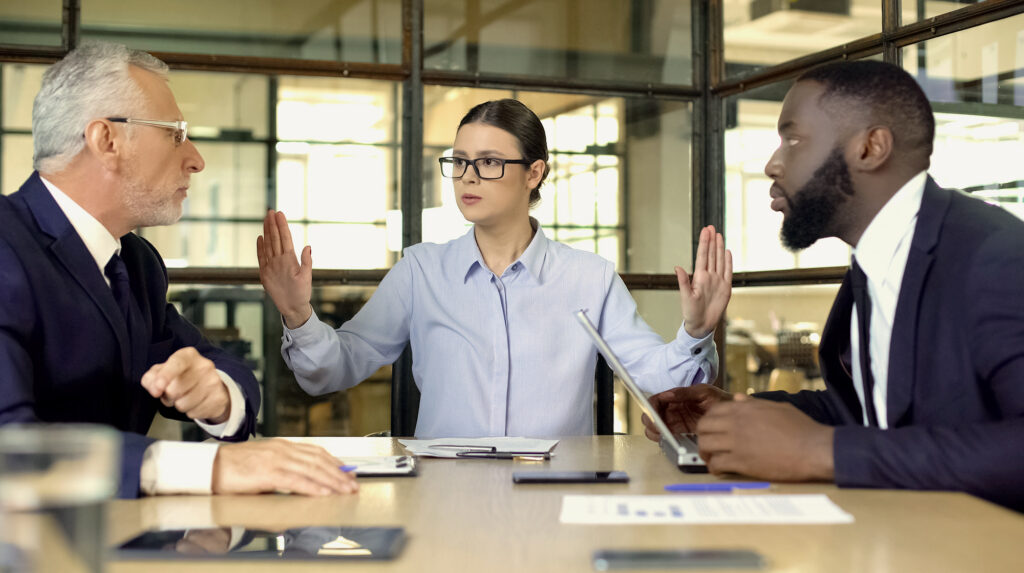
[257,99,732,438]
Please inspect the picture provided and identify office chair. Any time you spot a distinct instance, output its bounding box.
[388,345,617,436]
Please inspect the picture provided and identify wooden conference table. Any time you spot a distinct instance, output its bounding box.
[107,436,1024,572]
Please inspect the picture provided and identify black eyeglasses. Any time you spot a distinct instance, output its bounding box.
[438,156,532,180]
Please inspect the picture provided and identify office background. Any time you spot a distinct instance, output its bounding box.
[1,0,1021,437]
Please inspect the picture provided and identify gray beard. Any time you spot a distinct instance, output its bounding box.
[121,170,184,229]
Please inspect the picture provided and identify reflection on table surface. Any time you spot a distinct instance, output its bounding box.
[107,436,1024,573]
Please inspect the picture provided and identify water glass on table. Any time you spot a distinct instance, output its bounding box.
[0,425,120,573]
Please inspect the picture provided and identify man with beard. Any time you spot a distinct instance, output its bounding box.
[0,42,358,498]
[643,60,1024,511]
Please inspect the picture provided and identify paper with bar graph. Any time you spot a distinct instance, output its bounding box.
[559,494,854,525]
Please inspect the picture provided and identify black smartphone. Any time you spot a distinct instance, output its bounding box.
[593,549,765,570]
[512,471,628,484]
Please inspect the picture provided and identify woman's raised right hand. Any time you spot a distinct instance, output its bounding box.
[257,210,313,329]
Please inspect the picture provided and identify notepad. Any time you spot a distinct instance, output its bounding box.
[397,437,559,459]
[337,456,417,477]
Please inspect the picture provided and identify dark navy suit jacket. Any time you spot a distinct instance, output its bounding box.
[0,173,260,498]
[757,177,1024,511]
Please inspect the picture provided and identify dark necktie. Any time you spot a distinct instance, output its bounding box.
[850,258,880,427]
[104,253,133,326]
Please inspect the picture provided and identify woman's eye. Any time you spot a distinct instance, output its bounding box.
[482,158,502,167]
[453,158,467,168]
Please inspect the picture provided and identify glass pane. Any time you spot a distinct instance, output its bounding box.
[724,80,852,271]
[424,0,693,85]
[903,14,1024,220]
[170,71,269,140]
[422,86,693,273]
[81,0,402,64]
[166,283,266,377]
[2,134,34,196]
[904,0,995,22]
[276,77,401,268]
[164,282,393,437]
[142,222,262,267]
[181,142,269,219]
[0,0,62,47]
[2,64,45,130]
[724,0,881,79]
[726,284,838,394]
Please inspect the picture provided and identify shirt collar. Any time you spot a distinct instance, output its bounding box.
[853,170,927,283]
[459,217,549,283]
[40,175,121,275]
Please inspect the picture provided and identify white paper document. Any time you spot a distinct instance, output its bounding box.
[337,456,417,476]
[560,494,854,525]
[398,437,559,458]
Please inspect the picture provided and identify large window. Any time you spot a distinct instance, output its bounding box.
[903,13,1024,220]
[0,1,63,48]
[81,0,403,63]
[1,64,44,195]
[424,0,693,85]
[724,0,881,79]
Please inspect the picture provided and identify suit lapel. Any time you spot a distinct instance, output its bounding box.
[887,178,949,426]
[819,272,865,423]
[19,174,133,379]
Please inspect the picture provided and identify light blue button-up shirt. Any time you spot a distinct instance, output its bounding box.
[282,225,717,438]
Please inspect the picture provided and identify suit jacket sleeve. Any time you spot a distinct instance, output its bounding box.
[0,239,156,498]
[832,228,1024,511]
[752,389,852,425]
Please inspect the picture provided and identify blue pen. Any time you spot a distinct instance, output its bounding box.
[339,465,358,472]
[664,482,771,492]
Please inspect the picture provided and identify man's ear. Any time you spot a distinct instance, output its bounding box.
[82,119,122,172]
[849,125,893,173]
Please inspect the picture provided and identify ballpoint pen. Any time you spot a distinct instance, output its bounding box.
[431,445,551,460]
[455,451,551,460]
[664,482,771,492]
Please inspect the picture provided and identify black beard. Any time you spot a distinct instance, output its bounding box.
[780,147,854,250]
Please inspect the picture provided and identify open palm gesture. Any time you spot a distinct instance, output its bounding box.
[676,225,732,338]
[257,210,313,329]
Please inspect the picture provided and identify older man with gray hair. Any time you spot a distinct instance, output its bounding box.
[0,41,358,498]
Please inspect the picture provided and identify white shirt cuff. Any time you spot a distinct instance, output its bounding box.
[194,369,245,439]
[140,441,221,495]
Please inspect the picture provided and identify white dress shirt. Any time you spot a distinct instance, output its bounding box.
[42,176,246,494]
[850,170,927,429]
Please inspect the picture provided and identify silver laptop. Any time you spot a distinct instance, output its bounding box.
[575,310,707,473]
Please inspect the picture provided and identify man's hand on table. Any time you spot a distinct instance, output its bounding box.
[212,440,359,496]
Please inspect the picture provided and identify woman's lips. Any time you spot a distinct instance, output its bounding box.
[461,194,481,206]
